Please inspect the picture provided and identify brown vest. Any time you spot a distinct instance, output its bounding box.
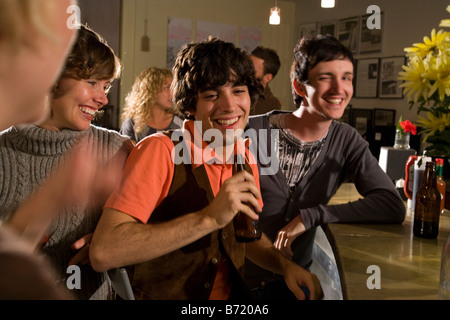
[129,133,247,300]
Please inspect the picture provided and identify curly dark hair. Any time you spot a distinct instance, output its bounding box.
[290,34,355,106]
[171,38,263,117]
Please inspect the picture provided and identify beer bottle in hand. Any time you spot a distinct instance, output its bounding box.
[233,154,261,242]
[414,161,441,238]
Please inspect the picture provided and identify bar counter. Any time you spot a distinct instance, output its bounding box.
[323,183,450,300]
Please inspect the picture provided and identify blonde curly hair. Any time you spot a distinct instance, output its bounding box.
[121,67,173,134]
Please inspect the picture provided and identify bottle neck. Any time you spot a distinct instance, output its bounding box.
[422,163,437,187]
[437,164,444,177]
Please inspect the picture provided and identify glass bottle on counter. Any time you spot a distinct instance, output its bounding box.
[436,158,446,214]
[439,235,450,300]
[413,161,441,239]
[232,154,261,242]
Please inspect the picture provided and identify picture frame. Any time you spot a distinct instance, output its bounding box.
[317,20,336,37]
[378,56,406,99]
[359,13,383,53]
[373,108,396,126]
[299,22,317,39]
[337,17,360,53]
[355,58,379,98]
[350,108,373,139]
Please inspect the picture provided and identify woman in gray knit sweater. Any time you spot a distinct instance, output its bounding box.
[0,25,133,299]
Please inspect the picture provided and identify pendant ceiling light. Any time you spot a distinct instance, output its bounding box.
[321,0,335,8]
[269,0,280,25]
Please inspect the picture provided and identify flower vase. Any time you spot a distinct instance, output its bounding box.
[394,129,410,149]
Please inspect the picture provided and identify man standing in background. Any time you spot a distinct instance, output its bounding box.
[250,46,282,115]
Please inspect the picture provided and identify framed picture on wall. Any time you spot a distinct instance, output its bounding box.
[337,17,360,53]
[299,22,317,38]
[359,13,383,53]
[350,108,373,139]
[355,58,379,98]
[373,108,396,126]
[240,26,261,53]
[167,17,192,69]
[196,21,237,43]
[378,56,405,99]
[317,20,336,37]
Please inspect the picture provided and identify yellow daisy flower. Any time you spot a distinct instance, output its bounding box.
[424,54,450,101]
[404,29,450,58]
[398,56,431,102]
[440,5,450,27]
[416,112,450,141]
[401,6,450,156]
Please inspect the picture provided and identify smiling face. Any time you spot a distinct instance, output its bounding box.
[40,77,111,131]
[172,39,262,125]
[192,81,251,146]
[296,58,354,121]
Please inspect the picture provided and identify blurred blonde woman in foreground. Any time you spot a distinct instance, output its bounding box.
[0,7,133,299]
[0,0,77,299]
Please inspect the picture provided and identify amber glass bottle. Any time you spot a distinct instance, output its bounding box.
[232,154,261,242]
[436,158,446,215]
[414,161,441,238]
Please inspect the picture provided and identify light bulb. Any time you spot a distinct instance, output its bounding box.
[321,0,335,8]
[269,7,280,25]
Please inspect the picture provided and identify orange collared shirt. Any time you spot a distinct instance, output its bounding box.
[104,120,263,299]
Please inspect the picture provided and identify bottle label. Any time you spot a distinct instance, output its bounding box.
[407,166,414,192]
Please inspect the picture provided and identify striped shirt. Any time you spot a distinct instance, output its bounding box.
[270,113,327,191]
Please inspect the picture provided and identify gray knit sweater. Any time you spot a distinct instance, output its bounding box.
[0,125,132,299]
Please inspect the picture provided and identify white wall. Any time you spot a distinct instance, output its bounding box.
[120,0,297,122]
[292,0,450,124]
[119,0,449,128]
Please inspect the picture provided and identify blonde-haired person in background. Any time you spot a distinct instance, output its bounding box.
[120,67,183,144]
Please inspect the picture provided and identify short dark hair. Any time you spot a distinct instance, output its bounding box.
[51,25,121,100]
[290,34,355,105]
[60,25,122,81]
[251,46,281,77]
[172,38,263,117]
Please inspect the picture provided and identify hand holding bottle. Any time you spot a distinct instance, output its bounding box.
[232,154,262,242]
[201,169,261,230]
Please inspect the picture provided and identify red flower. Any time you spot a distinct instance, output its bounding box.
[400,120,417,135]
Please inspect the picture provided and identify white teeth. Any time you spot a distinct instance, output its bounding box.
[217,117,238,125]
[326,99,342,104]
[80,107,96,116]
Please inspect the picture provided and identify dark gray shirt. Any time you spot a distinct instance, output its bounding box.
[244,110,405,288]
